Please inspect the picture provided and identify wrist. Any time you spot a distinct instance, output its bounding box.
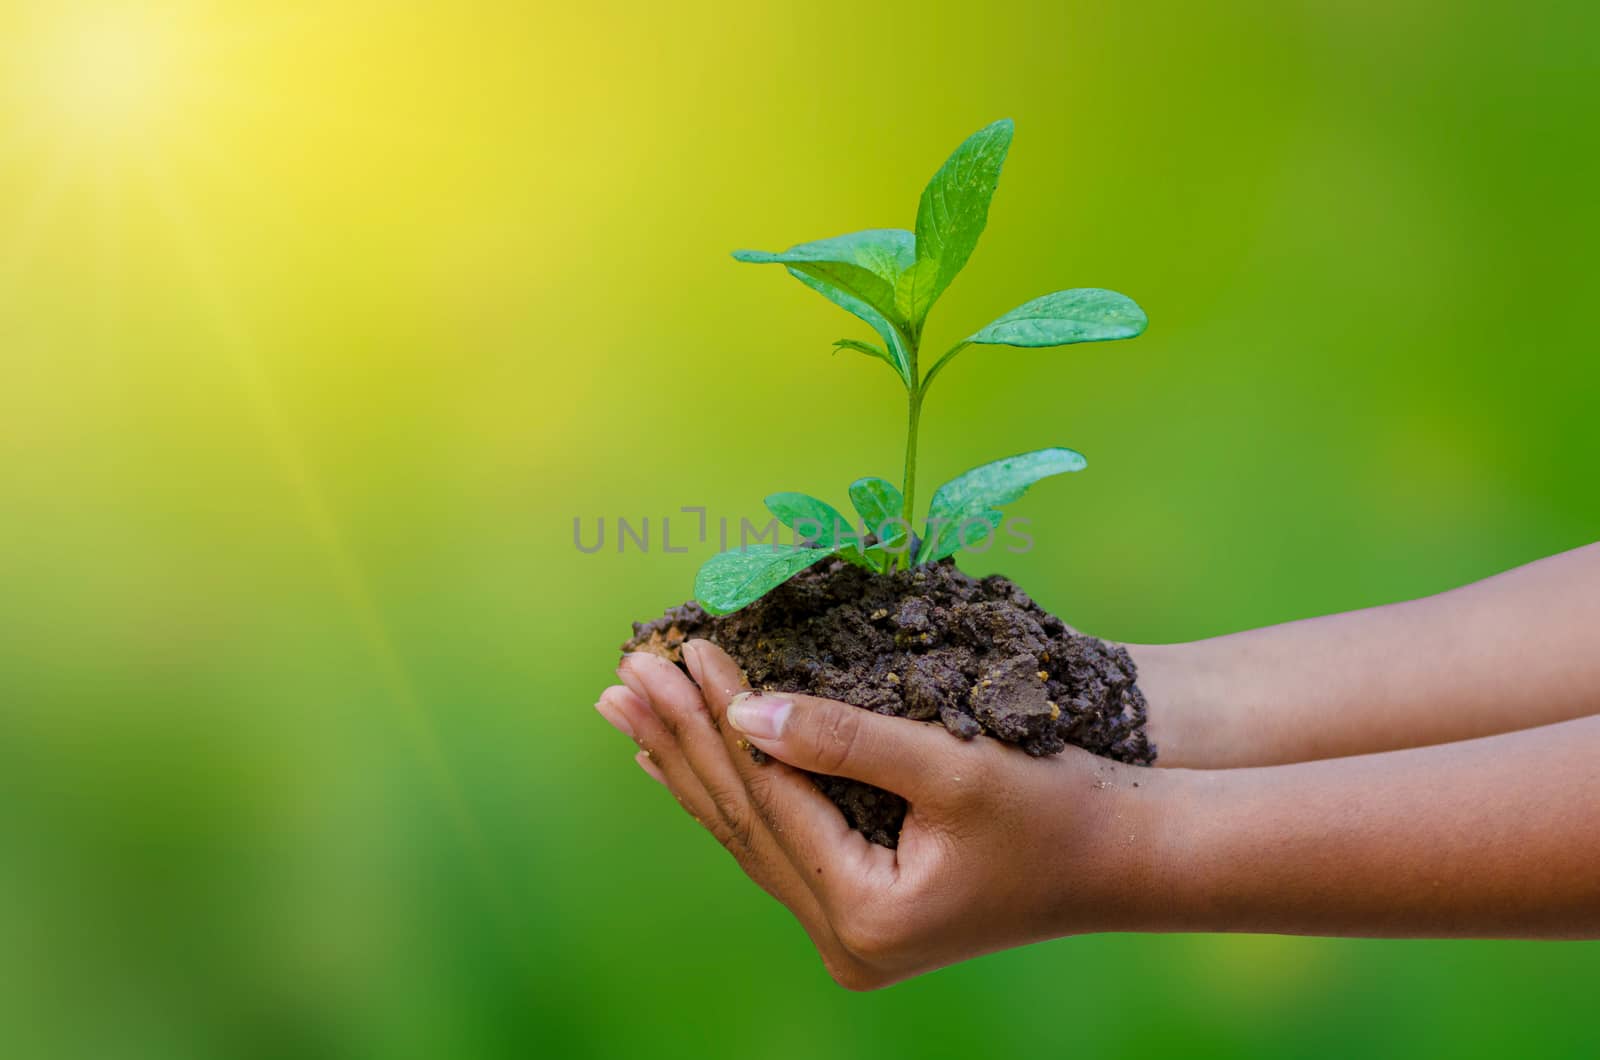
[1054,756,1213,935]
[1126,641,1219,769]
[1107,762,1227,934]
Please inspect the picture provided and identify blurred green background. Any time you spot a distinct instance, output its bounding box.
[2,0,1598,1056]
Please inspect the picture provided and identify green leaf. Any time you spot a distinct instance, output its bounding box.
[833,338,893,370]
[857,545,892,574]
[694,545,834,615]
[847,477,908,553]
[917,447,1086,564]
[733,230,915,384]
[896,118,1014,329]
[743,228,914,281]
[733,228,911,296]
[969,288,1148,348]
[837,547,881,572]
[787,271,912,385]
[764,492,860,551]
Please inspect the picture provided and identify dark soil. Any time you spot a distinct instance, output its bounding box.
[623,558,1154,847]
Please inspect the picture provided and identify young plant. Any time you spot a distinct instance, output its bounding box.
[696,119,1146,614]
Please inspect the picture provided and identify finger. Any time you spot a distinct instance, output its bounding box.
[689,651,970,803]
[604,682,883,986]
[635,749,667,784]
[683,639,886,897]
[599,685,718,824]
[606,682,810,895]
[616,660,814,885]
[595,688,640,742]
[603,682,755,853]
[620,652,768,854]
[598,695,670,783]
[612,667,858,967]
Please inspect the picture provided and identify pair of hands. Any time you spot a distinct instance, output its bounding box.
[598,641,1167,989]
[599,546,1600,973]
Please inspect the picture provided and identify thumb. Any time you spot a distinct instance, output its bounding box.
[687,640,959,799]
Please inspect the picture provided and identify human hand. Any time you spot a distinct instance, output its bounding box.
[597,639,1175,989]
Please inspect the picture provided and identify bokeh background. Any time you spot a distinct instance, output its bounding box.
[3,0,1598,1056]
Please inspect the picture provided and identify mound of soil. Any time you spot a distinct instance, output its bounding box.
[623,558,1154,847]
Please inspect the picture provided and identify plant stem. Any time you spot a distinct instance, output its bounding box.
[892,337,969,571]
[899,385,923,570]
[921,340,970,394]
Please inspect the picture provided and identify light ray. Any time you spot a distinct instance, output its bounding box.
[131,146,518,922]
[0,148,73,324]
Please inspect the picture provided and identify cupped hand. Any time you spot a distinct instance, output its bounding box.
[597,639,1176,989]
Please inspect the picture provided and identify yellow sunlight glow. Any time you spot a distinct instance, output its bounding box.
[40,12,178,134]
[3,5,512,942]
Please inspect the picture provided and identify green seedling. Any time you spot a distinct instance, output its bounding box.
[696,118,1146,614]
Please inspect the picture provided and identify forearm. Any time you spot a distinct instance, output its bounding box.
[1131,542,1600,768]
[1134,715,1600,939]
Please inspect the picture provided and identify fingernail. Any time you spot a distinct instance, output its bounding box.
[681,640,705,685]
[725,694,791,740]
[616,655,650,703]
[635,750,666,784]
[595,698,634,740]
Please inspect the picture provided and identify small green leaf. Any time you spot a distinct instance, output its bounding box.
[969,288,1148,348]
[694,545,834,615]
[837,547,880,572]
[833,338,893,369]
[896,119,1014,329]
[918,447,1086,564]
[733,229,915,384]
[847,477,907,553]
[764,492,860,551]
[787,271,912,385]
[857,545,893,574]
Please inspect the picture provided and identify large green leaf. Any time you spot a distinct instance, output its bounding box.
[969,288,1147,348]
[847,477,907,554]
[741,228,915,281]
[734,228,911,298]
[917,447,1086,564]
[694,545,834,615]
[764,492,859,551]
[923,288,1148,390]
[896,119,1014,329]
[733,229,915,384]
